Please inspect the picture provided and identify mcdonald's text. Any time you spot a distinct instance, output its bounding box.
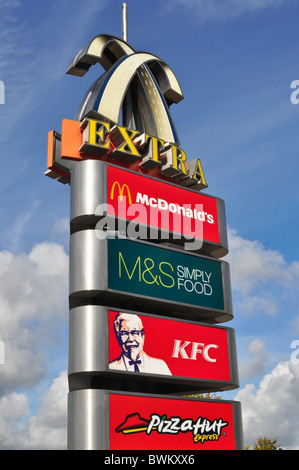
[100,163,221,251]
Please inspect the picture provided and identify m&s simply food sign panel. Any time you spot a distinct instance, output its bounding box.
[69,231,232,322]
[108,238,225,312]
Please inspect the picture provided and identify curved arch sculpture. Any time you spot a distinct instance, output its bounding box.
[66,35,184,145]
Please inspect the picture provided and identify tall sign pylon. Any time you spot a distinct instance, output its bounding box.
[46,4,243,451]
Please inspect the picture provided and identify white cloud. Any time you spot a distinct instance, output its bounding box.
[51,218,70,248]
[0,391,29,447]
[239,339,269,380]
[52,218,69,237]
[0,242,68,395]
[0,371,68,450]
[19,371,68,450]
[228,228,288,294]
[166,0,289,20]
[29,241,68,277]
[0,241,68,448]
[235,360,299,449]
[3,200,41,253]
[226,228,299,316]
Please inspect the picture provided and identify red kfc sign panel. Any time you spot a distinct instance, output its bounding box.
[109,393,241,450]
[108,310,232,382]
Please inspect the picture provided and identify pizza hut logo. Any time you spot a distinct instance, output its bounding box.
[115,412,228,444]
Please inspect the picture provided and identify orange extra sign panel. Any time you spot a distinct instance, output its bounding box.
[109,393,239,450]
[106,165,224,253]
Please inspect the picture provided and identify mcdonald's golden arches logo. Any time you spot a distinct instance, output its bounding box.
[110,181,132,205]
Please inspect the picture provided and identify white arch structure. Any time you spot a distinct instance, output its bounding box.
[66,35,184,144]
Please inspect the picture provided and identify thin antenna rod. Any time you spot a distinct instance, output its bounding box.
[122,3,128,42]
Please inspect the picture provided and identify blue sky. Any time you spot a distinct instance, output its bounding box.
[0,0,298,449]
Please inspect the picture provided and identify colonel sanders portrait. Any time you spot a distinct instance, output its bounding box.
[109,312,172,375]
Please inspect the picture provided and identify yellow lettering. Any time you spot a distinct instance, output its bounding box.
[142,258,159,285]
[147,135,163,164]
[191,158,207,189]
[78,117,208,189]
[110,125,141,160]
[193,433,220,444]
[160,144,189,177]
[174,147,189,175]
[159,262,175,288]
[119,253,141,281]
[80,118,110,154]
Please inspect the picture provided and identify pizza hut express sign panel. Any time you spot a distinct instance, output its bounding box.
[109,393,239,450]
[108,310,232,383]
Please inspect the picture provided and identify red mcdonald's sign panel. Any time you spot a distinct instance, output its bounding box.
[106,164,221,247]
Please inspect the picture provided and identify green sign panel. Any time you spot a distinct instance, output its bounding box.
[108,238,225,311]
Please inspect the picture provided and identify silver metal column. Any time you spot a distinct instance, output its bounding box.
[67,160,242,450]
[68,389,110,450]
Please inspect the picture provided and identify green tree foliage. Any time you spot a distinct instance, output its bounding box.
[249,436,282,450]
[184,392,222,399]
